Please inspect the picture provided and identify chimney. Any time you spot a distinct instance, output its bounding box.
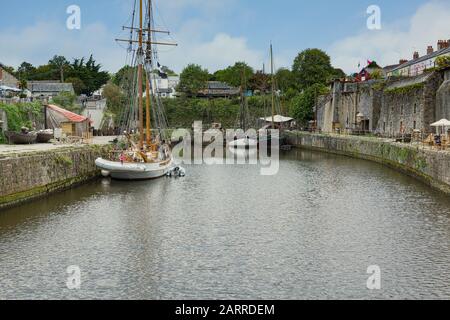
[399,59,408,65]
[437,40,450,50]
[427,46,434,55]
[413,51,420,60]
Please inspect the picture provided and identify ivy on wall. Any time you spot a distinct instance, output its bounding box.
[384,83,424,95]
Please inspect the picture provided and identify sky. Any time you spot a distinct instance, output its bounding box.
[1,0,449,75]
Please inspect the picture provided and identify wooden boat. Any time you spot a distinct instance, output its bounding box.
[36,130,54,143]
[96,0,177,180]
[96,156,173,180]
[5,131,37,144]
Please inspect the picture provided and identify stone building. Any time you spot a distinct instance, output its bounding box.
[436,68,450,120]
[27,81,75,99]
[316,80,382,133]
[0,64,18,88]
[197,81,240,98]
[316,69,448,137]
[377,72,443,136]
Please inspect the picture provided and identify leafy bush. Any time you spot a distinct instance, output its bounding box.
[51,91,80,112]
[436,55,450,69]
[384,83,424,95]
[370,69,384,80]
[162,96,271,129]
[0,102,43,142]
[289,84,330,124]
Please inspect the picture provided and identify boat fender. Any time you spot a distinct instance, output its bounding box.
[101,170,111,177]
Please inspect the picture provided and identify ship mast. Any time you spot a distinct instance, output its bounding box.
[270,43,275,130]
[146,0,152,147]
[115,0,177,150]
[138,0,144,149]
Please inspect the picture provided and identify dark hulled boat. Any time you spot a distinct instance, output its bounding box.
[5,131,37,144]
[36,130,54,143]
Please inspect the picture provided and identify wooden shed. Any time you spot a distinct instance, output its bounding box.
[45,104,91,138]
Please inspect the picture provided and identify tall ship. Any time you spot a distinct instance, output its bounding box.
[96,0,177,180]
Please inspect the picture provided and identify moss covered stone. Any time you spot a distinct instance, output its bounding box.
[286,131,450,195]
[0,144,112,209]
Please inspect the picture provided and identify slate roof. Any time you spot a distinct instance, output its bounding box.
[207,81,234,90]
[28,82,75,93]
[389,46,450,72]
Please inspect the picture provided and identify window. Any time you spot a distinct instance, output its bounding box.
[383,122,386,132]
[401,106,404,115]
[413,121,417,130]
[414,103,417,114]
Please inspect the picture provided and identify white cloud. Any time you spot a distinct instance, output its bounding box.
[329,1,450,74]
[0,0,266,75]
[160,33,265,73]
[155,0,266,73]
[0,21,125,73]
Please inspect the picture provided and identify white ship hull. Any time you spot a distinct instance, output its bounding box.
[95,157,173,180]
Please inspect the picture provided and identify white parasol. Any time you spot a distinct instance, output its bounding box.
[431,119,450,135]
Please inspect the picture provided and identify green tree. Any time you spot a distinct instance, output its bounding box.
[178,64,210,96]
[65,77,86,95]
[17,62,36,80]
[289,83,329,124]
[331,68,346,80]
[292,49,334,90]
[161,66,177,76]
[48,55,71,82]
[19,79,28,91]
[103,82,125,121]
[112,65,137,93]
[27,64,55,81]
[213,62,254,87]
[248,70,270,92]
[70,55,110,95]
[275,68,295,93]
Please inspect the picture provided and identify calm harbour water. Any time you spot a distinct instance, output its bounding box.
[1,149,450,300]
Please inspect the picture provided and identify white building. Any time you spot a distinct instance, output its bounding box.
[387,40,450,77]
[150,75,179,98]
[82,98,108,131]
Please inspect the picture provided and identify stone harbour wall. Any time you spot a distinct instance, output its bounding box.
[286,131,450,195]
[0,145,111,209]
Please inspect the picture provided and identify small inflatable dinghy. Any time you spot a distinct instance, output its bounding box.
[167,166,186,177]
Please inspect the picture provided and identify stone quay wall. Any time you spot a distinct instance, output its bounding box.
[286,131,450,194]
[0,145,111,209]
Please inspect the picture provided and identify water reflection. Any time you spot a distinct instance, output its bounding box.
[0,149,450,300]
